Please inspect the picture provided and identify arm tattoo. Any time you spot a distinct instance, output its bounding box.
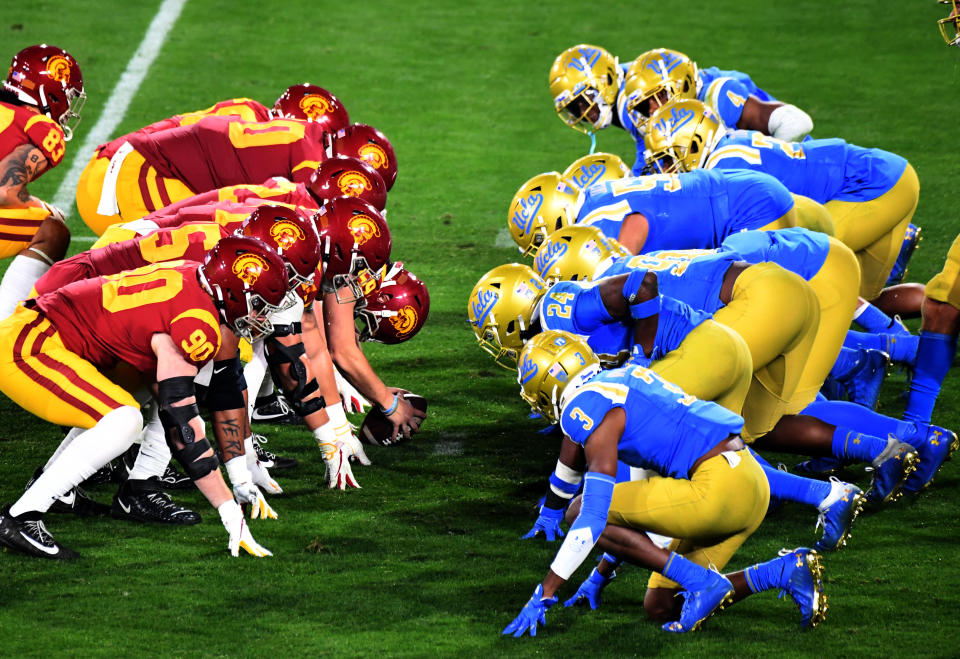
[214,417,244,461]
[0,144,44,203]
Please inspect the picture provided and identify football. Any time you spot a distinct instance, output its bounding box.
[358,393,428,446]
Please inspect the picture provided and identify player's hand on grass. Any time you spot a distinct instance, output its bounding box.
[249,457,283,495]
[218,500,273,557]
[502,584,558,638]
[563,566,615,610]
[319,441,361,489]
[522,504,565,541]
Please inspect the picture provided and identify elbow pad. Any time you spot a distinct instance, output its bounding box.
[768,104,814,143]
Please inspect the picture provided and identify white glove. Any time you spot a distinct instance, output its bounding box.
[334,368,370,413]
[326,403,371,465]
[217,500,273,557]
[244,436,283,495]
[225,456,278,520]
[317,440,360,490]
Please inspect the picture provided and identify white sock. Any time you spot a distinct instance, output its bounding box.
[0,255,50,319]
[128,405,170,480]
[243,341,268,421]
[42,427,85,470]
[11,407,142,516]
[258,371,275,399]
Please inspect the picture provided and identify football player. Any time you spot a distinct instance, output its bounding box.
[644,98,919,301]
[548,45,812,173]
[0,236,287,558]
[0,45,84,318]
[502,332,826,636]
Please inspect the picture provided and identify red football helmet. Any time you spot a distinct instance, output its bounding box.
[312,196,392,303]
[273,83,350,133]
[307,155,387,211]
[356,262,430,344]
[198,235,291,342]
[4,44,85,140]
[328,123,397,191]
[237,204,321,301]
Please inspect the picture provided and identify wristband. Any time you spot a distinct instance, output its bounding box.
[381,393,400,417]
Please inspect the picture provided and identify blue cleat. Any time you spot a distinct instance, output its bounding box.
[662,570,733,633]
[885,224,922,287]
[795,456,849,478]
[866,437,919,503]
[901,425,959,494]
[814,478,865,551]
[777,548,828,629]
[842,349,890,410]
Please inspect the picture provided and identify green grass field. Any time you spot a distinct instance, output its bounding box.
[1,1,959,655]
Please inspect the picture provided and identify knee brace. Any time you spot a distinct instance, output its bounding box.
[265,334,325,417]
[157,376,219,480]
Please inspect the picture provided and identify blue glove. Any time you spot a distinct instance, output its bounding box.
[502,584,559,638]
[521,504,565,541]
[563,566,616,610]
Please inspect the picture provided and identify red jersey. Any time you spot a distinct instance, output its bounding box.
[0,101,66,169]
[98,98,272,158]
[155,177,318,218]
[35,223,226,295]
[146,198,306,234]
[32,261,222,372]
[124,116,327,193]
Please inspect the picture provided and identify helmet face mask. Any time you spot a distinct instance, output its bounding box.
[517,331,601,423]
[313,197,391,304]
[549,44,622,135]
[468,264,546,369]
[355,262,430,344]
[644,99,723,173]
[622,49,698,134]
[940,0,960,45]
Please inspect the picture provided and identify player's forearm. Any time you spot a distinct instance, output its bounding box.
[211,408,246,462]
[192,468,234,509]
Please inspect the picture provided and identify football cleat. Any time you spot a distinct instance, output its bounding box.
[252,434,299,470]
[25,468,109,517]
[814,478,865,552]
[884,224,921,287]
[111,478,201,525]
[0,505,78,560]
[777,548,828,629]
[794,455,849,478]
[662,569,733,633]
[158,462,193,490]
[901,425,959,494]
[81,461,117,488]
[842,349,890,410]
[865,437,919,503]
[251,395,303,426]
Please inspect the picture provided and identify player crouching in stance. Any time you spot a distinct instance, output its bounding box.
[502,331,826,636]
[0,236,288,559]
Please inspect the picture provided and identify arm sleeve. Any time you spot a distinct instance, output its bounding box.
[549,471,616,580]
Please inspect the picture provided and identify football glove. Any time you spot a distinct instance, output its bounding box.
[522,504,566,541]
[326,403,371,465]
[563,566,616,610]
[502,584,558,638]
[224,456,278,520]
[318,441,361,490]
[335,368,370,413]
[244,436,283,495]
[217,500,273,557]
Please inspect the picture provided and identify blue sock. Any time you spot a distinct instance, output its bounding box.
[830,426,888,463]
[802,399,916,440]
[760,462,831,507]
[662,552,712,590]
[844,330,883,353]
[853,303,894,333]
[882,333,919,364]
[830,347,861,380]
[904,331,957,424]
[745,554,788,594]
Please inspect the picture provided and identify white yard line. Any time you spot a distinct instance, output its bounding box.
[52,0,189,227]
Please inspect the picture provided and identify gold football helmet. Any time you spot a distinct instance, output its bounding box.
[561,152,630,193]
[533,225,629,285]
[518,330,601,424]
[508,172,580,256]
[549,44,623,134]
[940,0,960,46]
[643,99,724,173]
[621,48,699,134]
[467,263,547,369]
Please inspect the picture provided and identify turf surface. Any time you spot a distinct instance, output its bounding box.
[1,0,959,655]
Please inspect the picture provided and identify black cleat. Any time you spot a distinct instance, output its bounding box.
[158,463,194,490]
[252,434,299,470]
[252,396,303,426]
[111,478,201,525]
[26,468,110,517]
[0,504,78,560]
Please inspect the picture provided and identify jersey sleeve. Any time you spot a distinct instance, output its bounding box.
[169,308,222,366]
[23,114,66,166]
[559,385,624,446]
[702,77,750,128]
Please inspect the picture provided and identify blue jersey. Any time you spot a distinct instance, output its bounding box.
[538,281,710,366]
[720,227,829,281]
[559,365,744,479]
[577,169,793,254]
[602,251,738,314]
[705,130,908,204]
